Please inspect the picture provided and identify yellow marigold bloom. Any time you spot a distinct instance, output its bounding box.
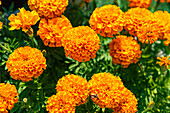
[128,0,152,8]
[8,7,40,33]
[46,91,76,113]
[89,5,124,37]
[28,0,68,18]
[124,7,153,36]
[109,35,142,68]
[88,72,138,112]
[154,11,170,46]
[37,15,73,47]
[156,56,170,69]
[0,83,19,112]
[0,1,1,5]
[56,74,89,106]
[6,46,47,82]
[0,21,3,29]
[62,26,101,62]
[155,0,170,3]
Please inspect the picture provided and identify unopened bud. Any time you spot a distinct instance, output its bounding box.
[23,98,27,103]
[147,101,155,109]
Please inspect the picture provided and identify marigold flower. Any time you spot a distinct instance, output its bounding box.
[8,7,40,33]
[56,74,89,106]
[0,83,19,112]
[155,0,170,3]
[37,15,73,47]
[124,7,153,36]
[154,11,170,46]
[62,26,100,62]
[0,21,3,29]
[28,0,68,18]
[6,46,47,82]
[128,0,152,8]
[89,5,124,37]
[46,91,76,113]
[109,35,142,68]
[83,0,90,3]
[156,56,170,69]
[88,72,138,112]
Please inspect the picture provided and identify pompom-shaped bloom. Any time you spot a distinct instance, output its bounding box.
[0,83,19,112]
[155,0,170,3]
[109,35,142,68]
[8,7,40,33]
[0,21,3,29]
[46,91,76,113]
[56,74,89,106]
[156,56,170,69]
[62,26,101,62]
[88,72,138,112]
[154,11,170,46]
[37,15,73,47]
[89,5,124,37]
[128,0,152,8]
[124,7,153,36]
[6,46,47,82]
[28,0,68,18]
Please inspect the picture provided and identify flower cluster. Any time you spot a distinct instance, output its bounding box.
[28,0,68,19]
[89,4,124,37]
[109,35,142,68]
[88,72,138,112]
[155,0,170,3]
[6,46,47,82]
[124,7,161,44]
[8,7,40,33]
[46,91,76,113]
[154,11,170,46]
[62,26,100,62]
[128,0,152,8]
[156,56,170,69]
[0,21,2,29]
[0,83,19,112]
[37,15,72,47]
[56,74,89,106]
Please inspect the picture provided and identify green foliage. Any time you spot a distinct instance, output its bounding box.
[0,0,170,113]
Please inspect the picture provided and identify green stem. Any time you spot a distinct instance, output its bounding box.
[30,35,35,47]
[154,0,160,11]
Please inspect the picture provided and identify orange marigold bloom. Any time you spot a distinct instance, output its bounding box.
[6,46,47,82]
[124,7,153,36]
[88,72,138,112]
[28,0,68,19]
[62,26,101,62]
[155,0,170,3]
[8,7,40,33]
[56,74,89,106]
[109,35,142,68]
[89,5,124,37]
[46,91,76,113]
[83,0,90,3]
[156,56,170,69]
[37,15,73,47]
[0,21,3,29]
[0,83,19,112]
[154,11,170,46]
[128,0,152,8]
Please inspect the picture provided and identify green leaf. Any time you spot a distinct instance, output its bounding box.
[142,54,151,58]
[9,2,14,11]
[95,0,114,7]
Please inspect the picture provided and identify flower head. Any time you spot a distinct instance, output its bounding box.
[88,72,138,112]
[155,0,170,3]
[62,26,100,62]
[56,74,89,106]
[156,56,170,69]
[83,0,90,3]
[37,15,73,47]
[0,21,3,29]
[0,83,18,112]
[89,5,124,37]
[109,35,142,68]
[124,7,153,36]
[28,0,68,19]
[46,91,76,113]
[128,0,152,8]
[8,7,40,33]
[6,46,47,82]
[154,11,170,46]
